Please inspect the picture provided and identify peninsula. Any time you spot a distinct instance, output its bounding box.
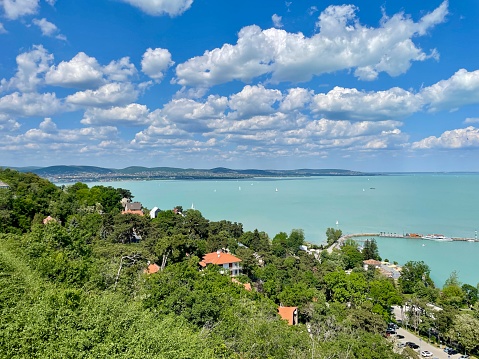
[4,165,376,183]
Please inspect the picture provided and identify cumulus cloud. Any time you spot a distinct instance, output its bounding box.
[32,18,66,40]
[279,88,313,112]
[1,0,39,20]
[81,103,150,126]
[1,45,53,93]
[141,48,174,81]
[104,57,137,82]
[174,2,448,87]
[119,0,193,17]
[66,82,139,107]
[272,14,283,28]
[228,85,282,119]
[0,91,63,117]
[311,86,421,121]
[2,118,120,155]
[464,118,479,124]
[45,52,104,89]
[0,114,20,132]
[420,69,479,112]
[411,126,479,149]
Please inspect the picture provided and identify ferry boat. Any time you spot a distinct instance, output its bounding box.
[421,234,452,241]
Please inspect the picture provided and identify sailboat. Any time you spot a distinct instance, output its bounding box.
[191,203,195,210]
[275,188,278,192]
[336,220,339,226]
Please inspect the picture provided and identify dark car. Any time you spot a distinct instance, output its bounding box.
[406,342,419,349]
[386,329,396,335]
[445,348,458,355]
[396,334,405,339]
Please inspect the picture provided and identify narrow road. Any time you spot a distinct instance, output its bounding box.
[391,307,467,359]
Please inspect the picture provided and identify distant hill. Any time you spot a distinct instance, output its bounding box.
[8,165,377,182]
[31,165,115,176]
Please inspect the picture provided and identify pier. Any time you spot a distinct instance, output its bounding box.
[349,233,479,242]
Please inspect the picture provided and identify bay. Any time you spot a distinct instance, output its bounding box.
[86,174,479,287]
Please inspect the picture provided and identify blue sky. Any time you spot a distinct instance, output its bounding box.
[1,0,479,171]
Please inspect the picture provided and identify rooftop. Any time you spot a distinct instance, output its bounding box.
[199,251,242,267]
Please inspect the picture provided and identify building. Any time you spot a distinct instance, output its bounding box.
[122,202,144,216]
[43,216,58,225]
[278,306,298,325]
[150,207,161,219]
[0,180,9,189]
[363,259,382,271]
[199,250,242,276]
[144,263,160,274]
[232,278,252,291]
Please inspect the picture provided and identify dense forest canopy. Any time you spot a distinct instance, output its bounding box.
[1,168,478,358]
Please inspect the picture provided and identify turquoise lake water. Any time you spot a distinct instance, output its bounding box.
[86,174,479,287]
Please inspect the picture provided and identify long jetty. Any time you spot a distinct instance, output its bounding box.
[341,233,478,242]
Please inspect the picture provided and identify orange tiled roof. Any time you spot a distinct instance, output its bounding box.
[232,278,252,291]
[199,251,241,267]
[363,259,381,266]
[278,306,297,325]
[121,209,144,216]
[144,263,160,274]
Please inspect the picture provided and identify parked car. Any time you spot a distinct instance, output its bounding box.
[396,334,405,339]
[459,355,469,359]
[420,351,433,357]
[406,342,419,349]
[445,348,458,355]
[397,343,406,348]
[386,329,396,335]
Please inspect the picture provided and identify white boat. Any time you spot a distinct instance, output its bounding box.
[275,188,278,192]
[422,234,452,241]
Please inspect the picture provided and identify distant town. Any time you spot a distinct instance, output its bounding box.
[1,165,375,183]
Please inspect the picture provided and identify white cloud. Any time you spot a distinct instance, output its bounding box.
[421,69,479,112]
[0,22,7,33]
[32,18,66,40]
[272,14,283,28]
[175,2,448,87]
[45,0,56,5]
[411,126,479,149]
[81,103,149,126]
[2,119,120,154]
[104,57,137,82]
[45,52,104,89]
[141,48,174,81]
[464,118,479,124]
[66,82,139,107]
[1,45,53,92]
[0,91,63,117]
[119,0,193,17]
[311,86,421,121]
[228,85,282,119]
[0,114,20,131]
[279,88,313,112]
[1,0,39,20]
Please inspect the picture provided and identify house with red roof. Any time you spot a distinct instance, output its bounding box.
[199,250,242,277]
[363,259,382,271]
[121,202,144,216]
[278,306,298,325]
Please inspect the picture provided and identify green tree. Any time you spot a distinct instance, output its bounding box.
[398,261,434,294]
[362,238,381,261]
[326,227,342,246]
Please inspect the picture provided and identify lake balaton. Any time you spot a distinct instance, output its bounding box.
[87,173,479,287]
